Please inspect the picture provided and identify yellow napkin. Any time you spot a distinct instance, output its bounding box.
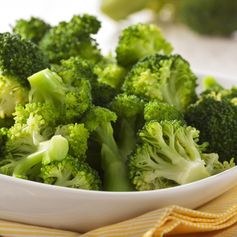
[1,186,237,237]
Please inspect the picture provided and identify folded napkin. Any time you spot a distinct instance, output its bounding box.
[1,185,237,237]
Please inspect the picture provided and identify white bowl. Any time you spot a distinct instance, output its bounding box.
[0,74,236,233]
[0,167,237,232]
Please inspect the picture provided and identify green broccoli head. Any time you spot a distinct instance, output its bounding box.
[0,74,28,119]
[144,101,184,123]
[0,33,49,86]
[0,135,69,180]
[52,56,96,86]
[39,14,102,63]
[12,17,51,44]
[177,0,237,36]
[116,24,173,67]
[93,55,127,90]
[55,123,89,161]
[5,102,58,161]
[28,69,92,124]
[185,91,237,162]
[129,120,213,191]
[41,155,101,190]
[123,54,197,111]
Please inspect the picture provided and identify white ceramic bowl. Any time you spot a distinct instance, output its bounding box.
[0,167,237,232]
[0,74,236,233]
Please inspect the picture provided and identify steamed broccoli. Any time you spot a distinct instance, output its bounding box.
[116,24,173,67]
[0,32,48,85]
[93,55,127,90]
[0,135,69,179]
[123,54,197,111]
[0,74,28,119]
[55,123,89,161]
[144,101,184,123]
[39,14,102,63]
[12,17,51,44]
[178,0,237,36]
[52,56,115,106]
[28,69,91,124]
[129,120,223,191]
[110,94,144,159]
[185,90,237,162]
[82,106,133,191]
[41,155,101,190]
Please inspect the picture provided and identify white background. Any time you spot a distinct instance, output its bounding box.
[1,0,237,80]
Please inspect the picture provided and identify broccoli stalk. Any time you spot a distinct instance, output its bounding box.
[110,94,144,159]
[82,106,133,191]
[13,135,68,179]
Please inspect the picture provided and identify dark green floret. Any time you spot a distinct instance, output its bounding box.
[39,14,102,63]
[185,90,237,162]
[116,24,173,67]
[123,54,197,111]
[12,17,51,44]
[0,32,49,85]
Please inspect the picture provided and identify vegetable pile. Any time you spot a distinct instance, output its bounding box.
[0,15,235,192]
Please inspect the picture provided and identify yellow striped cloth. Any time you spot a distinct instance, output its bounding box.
[1,185,237,237]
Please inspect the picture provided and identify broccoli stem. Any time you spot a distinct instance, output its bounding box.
[101,144,133,191]
[13,135,68,179]
[96,123,133,191]
[118,119,137,160]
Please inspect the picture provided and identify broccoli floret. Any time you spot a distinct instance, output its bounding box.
[93,55,127,90]
[39,14,102,63]
[55,123,89,161]
[41,155,101,190]
[52,57,95,87]
[129,120,218,191]
[0,135,69,180]
[4,102,58,161]
[144,101,184,123]
[0,33,49,86]
[116,24,173,67]
[28,69,91,124]
[123,54,197,111]
[82,106,133,191]
[177,0,237,36]
[12,17,51,44]
[185,91,237,162]
[0,74,28,119]
[110,94,144,159]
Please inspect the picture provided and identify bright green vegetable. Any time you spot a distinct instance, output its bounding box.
[28,69,91,124]
[12,17,51,44]
[39,14,102,63]
[185,90,237,162]
[129,120,226,191]
[116,24,173,67]
[82,106,133,191]
[123,54,197,111]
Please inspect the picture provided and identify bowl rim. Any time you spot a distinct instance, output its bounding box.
[0,166,236,196]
